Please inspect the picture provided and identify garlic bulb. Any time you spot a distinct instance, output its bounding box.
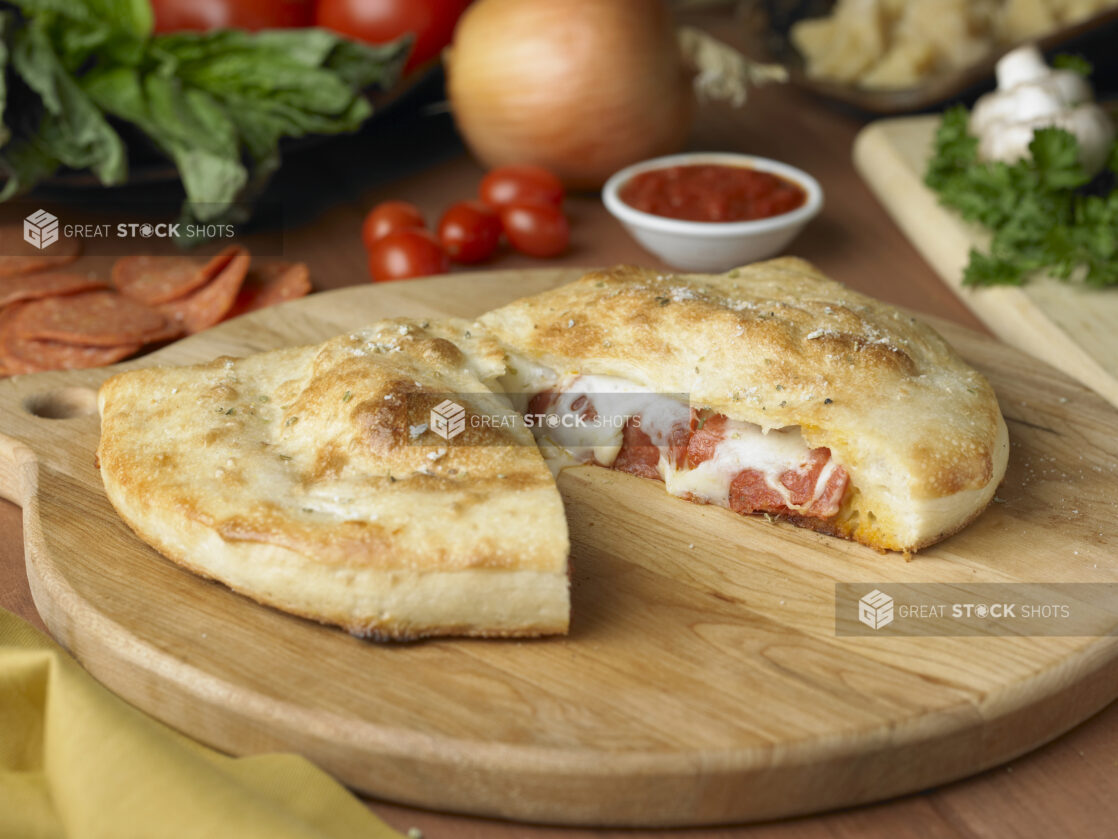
[970,45,1114,174]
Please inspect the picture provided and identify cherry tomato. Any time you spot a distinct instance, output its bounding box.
[315,0,472,74]
[499,204,570,258]
[362,201,425,251]
[480,165,565,211]
[151,0,313,32]
[367,229,449,282]
[437,200,501,264]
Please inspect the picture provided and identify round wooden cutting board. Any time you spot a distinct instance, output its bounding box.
[2,270,1116,826]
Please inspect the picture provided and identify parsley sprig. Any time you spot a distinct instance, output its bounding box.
[924,105,1118,287]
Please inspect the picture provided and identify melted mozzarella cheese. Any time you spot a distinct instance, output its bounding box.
[663,420,839,512]
[511,369,838,515]
[664,422,810,507]
[528,374,689,467]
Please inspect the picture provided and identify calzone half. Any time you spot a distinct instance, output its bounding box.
[480,257,1009,553]
[97,319,570,640]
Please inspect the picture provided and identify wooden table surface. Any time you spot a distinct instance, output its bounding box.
[3,19,1117,837]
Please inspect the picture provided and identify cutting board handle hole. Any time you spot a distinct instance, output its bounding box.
[24,387,98,420]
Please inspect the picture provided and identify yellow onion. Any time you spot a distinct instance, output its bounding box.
[445,0,694,189]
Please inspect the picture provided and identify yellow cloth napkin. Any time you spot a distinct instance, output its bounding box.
[0,608,404,839]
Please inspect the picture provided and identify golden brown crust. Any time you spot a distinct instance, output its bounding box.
[97,318,570,639]
[479,258,1009,551]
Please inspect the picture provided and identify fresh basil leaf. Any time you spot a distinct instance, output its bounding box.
[146,77,246,216]
[45,15,147,71]
[153,27,409,87]
[5,0,151,39]
[217,92,371,136]
[83,66,247,217]
[10,18,126,184]
[325,36,411,90]
[182,55,360,115]
[226,28,353,68]
[0,131,61,200]
[83,0,152,38]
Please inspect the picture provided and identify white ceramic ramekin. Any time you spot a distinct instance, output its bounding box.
[602,152,824,272]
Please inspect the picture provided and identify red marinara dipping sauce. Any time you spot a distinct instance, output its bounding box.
[618,164,807,223]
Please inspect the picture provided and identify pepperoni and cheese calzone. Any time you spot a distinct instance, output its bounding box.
[98,258,1008,640]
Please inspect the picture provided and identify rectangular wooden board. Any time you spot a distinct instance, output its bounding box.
[853,115,1118,410]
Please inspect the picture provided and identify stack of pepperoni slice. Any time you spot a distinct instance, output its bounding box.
[0,229,311,377]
